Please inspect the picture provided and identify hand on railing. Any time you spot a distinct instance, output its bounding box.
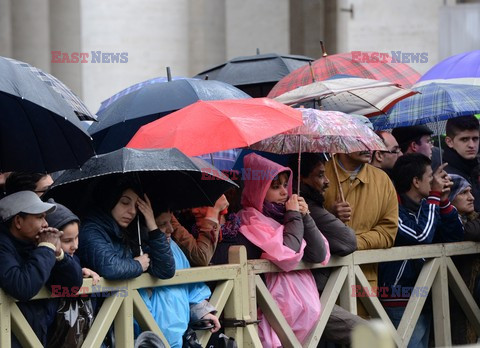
[134,253,150,271]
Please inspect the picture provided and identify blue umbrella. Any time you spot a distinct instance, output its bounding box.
[89,78,250,154]
[97,76,187,113]
[416,50,480,87]
[371,83,480,130]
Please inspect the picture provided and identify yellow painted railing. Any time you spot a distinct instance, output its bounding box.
[1,242,479,347]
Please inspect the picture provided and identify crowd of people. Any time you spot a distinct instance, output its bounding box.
[0,115,479,347]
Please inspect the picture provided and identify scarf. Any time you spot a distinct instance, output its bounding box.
[262,201,286,224]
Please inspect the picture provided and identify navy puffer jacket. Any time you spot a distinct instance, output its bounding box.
[77,210,175,280]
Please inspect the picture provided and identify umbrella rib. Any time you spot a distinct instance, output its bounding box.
[345,90,382,113]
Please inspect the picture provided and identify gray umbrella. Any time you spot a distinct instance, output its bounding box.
[0,56,96,172]
[45,147,237,215]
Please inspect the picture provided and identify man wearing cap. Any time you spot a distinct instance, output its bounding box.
[392,125,434,159]
[0,191,83,347]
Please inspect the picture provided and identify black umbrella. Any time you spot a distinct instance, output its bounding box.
[45,147,237,215]
[88,78,250,154]
[0,56,96,173]
[193,52,314,97]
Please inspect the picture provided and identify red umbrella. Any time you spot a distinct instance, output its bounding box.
[126,98,302,157]
[267,52,421,98]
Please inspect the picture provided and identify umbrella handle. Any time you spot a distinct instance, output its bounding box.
[332,154,345,202]
[137,217,144,256]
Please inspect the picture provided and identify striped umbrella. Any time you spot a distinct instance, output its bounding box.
[267,52,420,98]
[371,83,480,130]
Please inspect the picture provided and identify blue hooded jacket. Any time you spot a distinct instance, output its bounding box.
[135,240,212,348]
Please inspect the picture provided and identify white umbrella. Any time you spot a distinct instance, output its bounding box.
[274,77,418,117]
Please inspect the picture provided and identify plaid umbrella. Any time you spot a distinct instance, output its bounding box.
[267,52,421,98]
[371,83,480,130]
[415,50,480,87]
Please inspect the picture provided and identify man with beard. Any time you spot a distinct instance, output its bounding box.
[323,151,399,316]
[290,153,366,345]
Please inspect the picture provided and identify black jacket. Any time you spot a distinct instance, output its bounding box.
[443,146,480,211]
[0,225,83,347]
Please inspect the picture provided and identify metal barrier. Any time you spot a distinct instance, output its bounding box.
[1,242,479,347]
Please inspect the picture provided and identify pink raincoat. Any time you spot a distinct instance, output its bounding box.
[239,153,330,347]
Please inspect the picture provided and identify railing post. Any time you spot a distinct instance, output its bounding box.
[339,254,357,314]
[114,281,134,348]
[0,289,11,348]
[432,247,451,346]
[226,246,262,347]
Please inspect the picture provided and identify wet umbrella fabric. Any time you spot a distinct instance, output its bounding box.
[45,147,237,214]
[267,52,421,98]
[89,79,250,154]
[274,76,418,117]
[372,83,480,130]
[250,108,387,155]
[97,76,187,113]
[415,50,480,87]
[127,98,303,157]
[193,53,314,97]
[0,56,95,172]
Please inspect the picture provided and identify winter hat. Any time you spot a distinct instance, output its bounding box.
[448,174,471,202]
[45,199,79,229]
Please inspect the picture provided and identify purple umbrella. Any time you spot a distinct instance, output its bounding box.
[416,50,480,86]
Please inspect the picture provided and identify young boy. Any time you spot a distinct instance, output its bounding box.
[45,201,100,347]
[379,154,464,348]
[443,115,480,211]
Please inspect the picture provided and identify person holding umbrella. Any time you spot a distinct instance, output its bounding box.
[76,176,175,281]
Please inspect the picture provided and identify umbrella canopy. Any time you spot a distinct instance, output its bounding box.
[89,78,250,154]
[97,76,187,113]
[415,50,480,87]
[372,83,480,130]
[250,108,386,155]
[273,76,418,117]
[0,56,95,173]
[267,52,421,98]
[194,53,314,97]
[127,98,303,156]
[45,147,237,215]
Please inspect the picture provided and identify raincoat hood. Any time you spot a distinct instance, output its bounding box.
[241,153,293,211]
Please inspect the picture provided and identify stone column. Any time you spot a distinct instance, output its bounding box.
[0,0,12,57]
[11,0,50,71]
[188,0,226,76]
[50,0,82,98]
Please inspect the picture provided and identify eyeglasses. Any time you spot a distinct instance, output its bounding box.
[380,149,401,155]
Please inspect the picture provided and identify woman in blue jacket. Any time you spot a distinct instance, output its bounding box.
[77,176,175,281]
